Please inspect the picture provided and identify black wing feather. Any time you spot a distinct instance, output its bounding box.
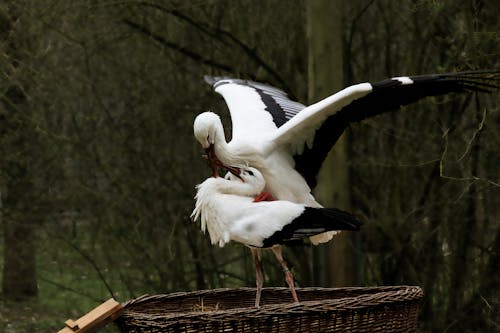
[204,76,306,127]
[294,70,500,189]
[261,207,361,247]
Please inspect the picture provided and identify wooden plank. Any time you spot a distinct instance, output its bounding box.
[59,328,76,333]
[65,319,79,330]
[57,298,123,333]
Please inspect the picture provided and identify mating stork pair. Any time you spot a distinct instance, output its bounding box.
[191,70,499,307]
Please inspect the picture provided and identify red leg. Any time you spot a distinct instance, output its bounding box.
[251,248,264,308]
[271,246,299,303]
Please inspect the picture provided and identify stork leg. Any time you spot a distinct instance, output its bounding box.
[250,248,264,308]
[271,246,299,303]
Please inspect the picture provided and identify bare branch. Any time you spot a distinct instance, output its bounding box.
[38,275,103,302]
[48,232,117,299]
[457,98,487,162]
[122,18,234,73]
[135,2,292,94]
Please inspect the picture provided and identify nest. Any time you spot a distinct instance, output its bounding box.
[116,286,423,332]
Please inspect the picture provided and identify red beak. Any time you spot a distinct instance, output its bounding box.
[204,144,219,177]
[225,165,242,180]
[203,144,243,180]
[203,144,242,180]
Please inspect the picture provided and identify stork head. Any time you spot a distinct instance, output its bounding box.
[193,112,221,149]
[238,167,265,193]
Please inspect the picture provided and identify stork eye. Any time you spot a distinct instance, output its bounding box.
[247,170,254,176]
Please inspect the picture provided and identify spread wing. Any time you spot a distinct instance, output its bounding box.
[205,71,499,190]
[270,70,500,188]
[204,76,305,141]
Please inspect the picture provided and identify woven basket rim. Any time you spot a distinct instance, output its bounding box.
[121,285,423,319]
[116,286,424,332]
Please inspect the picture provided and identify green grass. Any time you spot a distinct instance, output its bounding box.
[3,220,288,332]
[0,228,125,333]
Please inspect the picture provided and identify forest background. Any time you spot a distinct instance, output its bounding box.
[0,1,498,332]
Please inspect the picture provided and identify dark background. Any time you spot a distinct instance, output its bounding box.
[0,1,498,332]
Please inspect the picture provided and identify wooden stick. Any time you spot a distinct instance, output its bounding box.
[58,298,123,333]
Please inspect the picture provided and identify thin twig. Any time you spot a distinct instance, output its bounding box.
[135,2,292,94]
[122,19,234,73]
[47,232,116,299]
[457,108,487,162]
[38,275,103,302]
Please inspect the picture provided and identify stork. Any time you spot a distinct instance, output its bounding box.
[194,71,499,244]
[191,167,361,307]
[192,70,498,300]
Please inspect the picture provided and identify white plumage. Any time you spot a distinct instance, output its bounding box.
[191,167,361,306]
[194,71,499,244]
[192,168,360,247]
[192,70,498,306]
[192,171,304,248]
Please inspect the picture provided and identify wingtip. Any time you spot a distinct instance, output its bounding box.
[203,75,236,89]
[326,207,363,231]
[203,75,217,86]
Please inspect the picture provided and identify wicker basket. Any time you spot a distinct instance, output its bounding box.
[116,286,423,333]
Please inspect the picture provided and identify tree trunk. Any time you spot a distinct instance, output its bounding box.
[1,90,39,301]
[2,219,37,300]
[0,2,38,300]
[307,0,356,287]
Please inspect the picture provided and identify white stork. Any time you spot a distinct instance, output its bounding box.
[191,167,361,307]
[194,71,498,242]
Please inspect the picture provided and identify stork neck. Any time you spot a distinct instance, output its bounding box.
[213,129,231,163]
[219,179,262,197]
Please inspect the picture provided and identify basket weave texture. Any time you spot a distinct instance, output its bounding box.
[116,286,423,333]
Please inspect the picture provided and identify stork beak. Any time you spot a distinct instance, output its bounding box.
[201,144,242,180]
[203,147,210,160]
[204,144,219,177]
[205,142,213,153]
[224,165,243,181]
